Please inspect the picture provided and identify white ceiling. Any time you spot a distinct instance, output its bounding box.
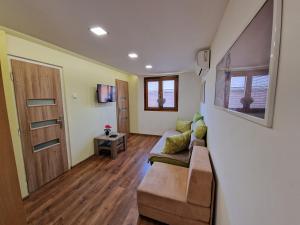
[0,0,228,75]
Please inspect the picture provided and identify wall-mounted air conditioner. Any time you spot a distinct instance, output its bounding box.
[194,49,210,77]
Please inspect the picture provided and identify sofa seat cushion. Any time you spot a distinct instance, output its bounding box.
[149,130,191,167]
[137,163,211,223]
[138,204,209,225]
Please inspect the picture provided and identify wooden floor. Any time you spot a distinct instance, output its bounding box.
[24,135,165,225]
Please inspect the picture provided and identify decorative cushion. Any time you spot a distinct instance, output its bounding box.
[162,131,192,154]
[191,121,197,132]
[176,120,192,133]
[193,112,204,123]
[193,120,207,139]
[148,130,191,167]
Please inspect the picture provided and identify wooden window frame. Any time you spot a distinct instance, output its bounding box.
[144,75,179,112]
[225,69,269,113]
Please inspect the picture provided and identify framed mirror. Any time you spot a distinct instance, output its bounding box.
[214,0,282,127]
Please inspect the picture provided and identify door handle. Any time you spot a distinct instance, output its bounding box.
[57,116,64,128]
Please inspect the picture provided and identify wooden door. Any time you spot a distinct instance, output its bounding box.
[11,59,68,193]
[0,63,27,225]
[116,80,129,134]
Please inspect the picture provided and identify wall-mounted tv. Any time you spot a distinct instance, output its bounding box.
[96,84,116,103]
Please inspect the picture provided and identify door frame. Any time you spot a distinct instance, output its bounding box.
[8,55,72,173]
[0,60,27,225]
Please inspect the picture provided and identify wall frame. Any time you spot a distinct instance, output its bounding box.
[214,0,282,127]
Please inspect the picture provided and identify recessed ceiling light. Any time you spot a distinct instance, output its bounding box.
[128,52,138,59]
[145,65,153,69]
[90,26,108,36]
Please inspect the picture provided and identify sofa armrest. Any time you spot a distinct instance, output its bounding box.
[186,146,213,207]
[192,138,206,147]
[189,133,206,150]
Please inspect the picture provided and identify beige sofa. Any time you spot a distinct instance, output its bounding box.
[148,129,206,167]
[137,146,215,225]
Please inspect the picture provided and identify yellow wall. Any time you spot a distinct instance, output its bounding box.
[0,28,138,197]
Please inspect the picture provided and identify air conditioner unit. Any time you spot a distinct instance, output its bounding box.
[195,49,210,77]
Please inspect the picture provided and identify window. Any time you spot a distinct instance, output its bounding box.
[228,76,246,109]
[250,75,269,109]
[217,69,269,119]
[144,76,178,111]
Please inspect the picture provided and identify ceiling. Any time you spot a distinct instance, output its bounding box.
[0,0,228,75]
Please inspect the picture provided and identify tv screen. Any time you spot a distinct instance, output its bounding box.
[97,84,116,103]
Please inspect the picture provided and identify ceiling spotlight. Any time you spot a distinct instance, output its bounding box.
[128,52,139,59]
[90,26,108,36]
[145,65,153,69]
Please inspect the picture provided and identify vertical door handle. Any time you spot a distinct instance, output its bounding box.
[57,116,64,128]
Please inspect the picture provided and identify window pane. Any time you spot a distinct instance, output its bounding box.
[162,80,175,108]
[31,119,58,129]
[147,81,159,107]
[228,76,246,109]
[33,139,60,152]
[27,99,55,106]
[250,75,269,109]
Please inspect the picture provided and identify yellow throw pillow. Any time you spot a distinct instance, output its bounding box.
[176,120,192,133]
[162,130,192,154]
[193,112,204,123]
[194,120,207,139]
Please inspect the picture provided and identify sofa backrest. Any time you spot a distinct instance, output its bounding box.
[186,146,214,207]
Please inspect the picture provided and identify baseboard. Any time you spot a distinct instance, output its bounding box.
[71,155,95,169]
[129,133,162,138]
[22,195,29,200]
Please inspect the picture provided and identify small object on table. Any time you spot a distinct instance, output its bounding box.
[94,133,127,159]
[109,134,118,138]
[104,124,112,136]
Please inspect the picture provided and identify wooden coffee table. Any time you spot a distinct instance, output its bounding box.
[94,133,127,159]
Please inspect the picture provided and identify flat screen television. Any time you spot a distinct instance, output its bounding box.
[96,84,116,103]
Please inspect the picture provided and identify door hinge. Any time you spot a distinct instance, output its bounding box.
[18,128,21,136]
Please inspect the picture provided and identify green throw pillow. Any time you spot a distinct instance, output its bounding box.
[193,112,204,123]
[193,120,207,139]
[176,120,192,133]
[162,131,192,154]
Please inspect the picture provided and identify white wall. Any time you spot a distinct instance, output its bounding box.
[201,0,300,225]
[132,72,202,135]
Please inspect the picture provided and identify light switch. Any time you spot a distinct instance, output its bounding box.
[72,93,78,99]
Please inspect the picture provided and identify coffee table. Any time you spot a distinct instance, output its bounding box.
[94,133,127,159]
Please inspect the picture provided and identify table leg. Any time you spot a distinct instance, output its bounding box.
[124,135,127,151]
[111,141,117,159]
[94,139,98,155]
